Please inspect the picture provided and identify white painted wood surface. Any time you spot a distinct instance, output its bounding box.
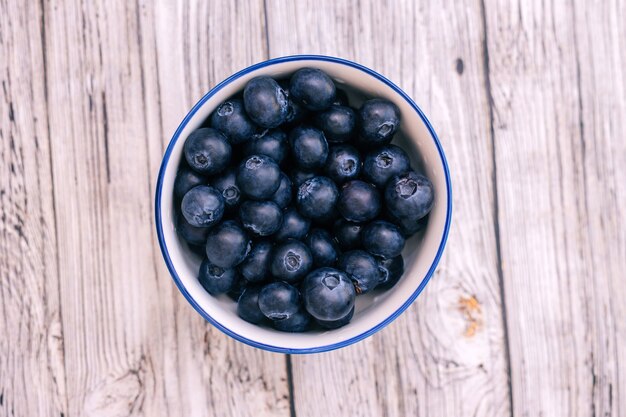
[1,0,624,416]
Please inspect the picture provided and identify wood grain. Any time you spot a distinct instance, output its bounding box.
[1,0,625,416]
[265,1,511,416]
[33,0,289,416]
[484,0,626,415]
[0,0,67,415]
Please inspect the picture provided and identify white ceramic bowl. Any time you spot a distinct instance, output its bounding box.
[155,55,452,353]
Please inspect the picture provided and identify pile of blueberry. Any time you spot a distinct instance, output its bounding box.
[174,68,434,332]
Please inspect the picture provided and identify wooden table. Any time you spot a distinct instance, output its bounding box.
[1,0,624,416]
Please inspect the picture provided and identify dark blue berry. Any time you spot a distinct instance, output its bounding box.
[180,185,225,227]
[334,219,363,250]
[337,180,381,223]
[274,207,310,241]
[270,173,292,208]
[205,220,250,269]
[258,282,300,320]
[209,98,256,144]
[273,308,312,332]
[303,267,355,321]
[188,244,207,257]
[362,220,405,259]
[289,126,329,170]
[239,240,273,283]
[198,258,238,295]
[243,76,288,128]
[338,250,380,294]
[305,229,339,267]
[174,165,206,199]
[385,171,434,230]
[279,82,309,126]
[316,306,354,329]
[333,88,349,106]
[289,68,336,111]
[239,201,283,236]
[386,211,429,237]
[290,168,317,188]
[237,285,266,324]
[270,239,313,283]
[314,105,356,142]
[362,145,410,188]
[244,129,288,165]
[227,276,249,301]
[183,128,232,175]
[324,145,361,183]
[357,99,401,147]
[377,255,404,290]
[176,215,210,245]
[296,176,339,221]
[237,155,281,200]
[211,168,241,210]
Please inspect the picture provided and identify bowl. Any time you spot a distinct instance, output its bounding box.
[155,55,452,353]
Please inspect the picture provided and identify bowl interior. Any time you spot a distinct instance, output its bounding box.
[157,57,450,352]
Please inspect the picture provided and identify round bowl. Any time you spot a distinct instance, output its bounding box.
[155,55,452,353]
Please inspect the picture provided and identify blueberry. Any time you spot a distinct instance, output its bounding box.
[258,282,300,320]
[209,98,256,144]
[180,185,225,227]
[362,145,411,188]
[270,239,313,283]
[239,201,283,236]
[273,308,312,332]
[188,244,207,257]
[377,255,404,290]
[243,76,288,128]
[274,207,310,241]
[305,229,339,267]
[332,88,349,106]
[357,99,401,147]
[244,129,288,165]
[314,105,356,143]
[296,176,339,221]
[334,219,363,250]
[338,250,380,294]
[270,173,292,208]
[239,240,273,283]
[237,155,281,200]
[205,220,251,268]
[385,171,434,229]
[290,168,317,188]
[316,306,354,329]
[289,126,329,170]
[362,220,405,259]
[324,145,361,183]
[176,215,210,245]
[289,68,336,111]
[174,165,207,199]
[387,212,429,237]
[337,180,381,223]
[198,258,238,295]
[227,276,249,301]
[279,83,309,126]
[211,168,241,210]
[183,128,232,175]
[303,267,355,321]
[237,285,266,324]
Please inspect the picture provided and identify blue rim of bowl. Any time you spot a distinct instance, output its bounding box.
[155,55,453,354]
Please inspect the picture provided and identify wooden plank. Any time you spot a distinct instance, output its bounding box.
[0,0,68,416]
[572,0,626,413]
[38,0,290,416]
[265,1,511,416]
[485,0,626,414]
